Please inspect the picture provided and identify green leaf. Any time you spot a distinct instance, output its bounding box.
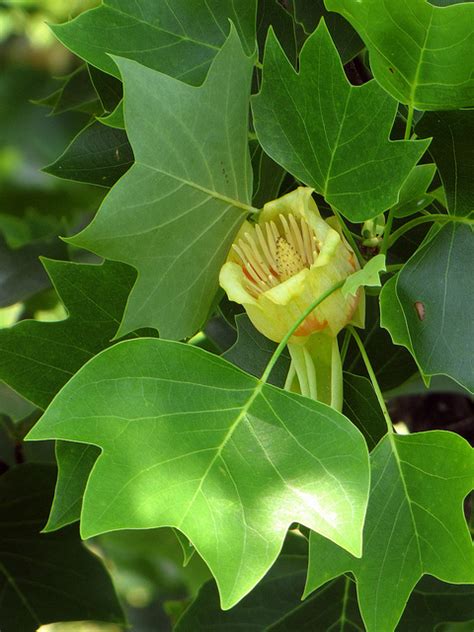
[342,373,386,452]
[45,442,100,532]
[392,164,436,218]
[250,141,286,208]
[68,30,254,340]
[98,101,125,129]
[52,0,257,84]
[0,258,136,409]
[417,111,474,216]
[35,65,102,117]
[0,235,68,308]
[383,223,474,393]
[294,0,364,64]
[0,463,124,632]
[223,313,291,387]
[305,431,474,632]
[252,23,428,221]
[27,338,370,609]
[257,0,305,65]
[342,254,386,297]
[88,65,123,114]
[44,120,134,188]
[326,0,474,110]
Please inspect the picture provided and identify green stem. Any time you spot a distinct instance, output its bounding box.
[347,326,393,434]
[379,105,415,256]
[380,208,394,255]
[385,264,404,273]
[340,328,351,364]
[261,280,345,384]
[331,207,365,267]
[388,214,473,248]
[404,104,414,140]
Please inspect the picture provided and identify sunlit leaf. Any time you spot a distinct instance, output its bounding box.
[27,338,370,609]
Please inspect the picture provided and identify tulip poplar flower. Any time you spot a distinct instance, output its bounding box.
[219,187,364,410]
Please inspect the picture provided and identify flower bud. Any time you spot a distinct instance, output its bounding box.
[219,187,364,344]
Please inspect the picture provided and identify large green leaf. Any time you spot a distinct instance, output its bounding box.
[68,30,254,340]
[252,23,428,221]
[45,120,134,188]
[417,111,474,216]
[52,0,257,84]
[382,223,474,393]
[0,258,136,409]
[326,0,474,110]
[0,464,123,632]
[392,164,436,218]
[305,431,474,632]
[27,338,370,609]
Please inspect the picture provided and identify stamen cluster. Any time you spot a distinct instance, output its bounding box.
[232,214,321,297]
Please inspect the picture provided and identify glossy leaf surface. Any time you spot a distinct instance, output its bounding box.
[27,338,370,609]
[252,23,428,221]
[326,0,474,110]
[382,223,474,393]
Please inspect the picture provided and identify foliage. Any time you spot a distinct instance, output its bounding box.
[0,1,472,631]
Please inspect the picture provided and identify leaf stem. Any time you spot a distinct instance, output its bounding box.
[261,280,345,384]
[340,329,351,364]
[404,105,414,140]
[347,326,393,434]
[388,214,473,247]
[380,208,394,255]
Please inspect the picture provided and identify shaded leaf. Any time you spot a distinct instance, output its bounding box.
[417,111,474,216]
[52,0,257,84]
[88,65,123,113]
[392,164,436,218]
[223,313,290,387]
[45,442,100,532]
[250,141,286,208]
[342,373,386,451]
[326,0,474,110]
[0,235,67,308]
[27,338,370,609]
[0,463,124,632]
[305,431,474,632]
[45,120,134,188]
[383,223,474,393]
[68,30,254,340]
[257,0,304,64]
[0,258,136,409]
[294,0,363,63]
[35,65,101,117]
[344,293,418,392]
[252,23,428,221]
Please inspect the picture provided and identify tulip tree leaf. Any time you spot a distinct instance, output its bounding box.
[0,463,124,632]
[252,23,429,222]
[326,0,474,110]
[45,120,133,188]
[305,431,474,632]
[26,338,370,609]
[52,0,257,84]
[417,111,474,216]
[342,254,386,297]
[0,258,136,409]
[342,373,386,452]
[45,442,100,532]
[392,164,436,218]
[390,223,473,393]
[68,30,254,340]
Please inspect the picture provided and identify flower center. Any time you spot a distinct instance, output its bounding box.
[233,214,320,296]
